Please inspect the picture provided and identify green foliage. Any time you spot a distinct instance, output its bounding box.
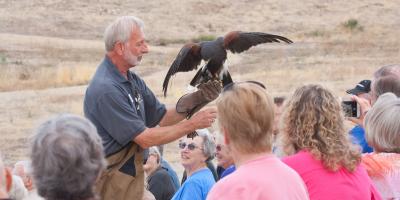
[156,38,187,46]
[191,34,217,43]
[307,30,325,37]
[342,19,364,31]
[0,53,6,64]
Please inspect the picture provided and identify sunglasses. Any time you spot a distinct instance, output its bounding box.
[222,81,266,93]
[179,142,202,151]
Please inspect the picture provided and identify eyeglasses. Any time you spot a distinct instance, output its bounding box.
[222,81,266,93]
[179,142,202,151]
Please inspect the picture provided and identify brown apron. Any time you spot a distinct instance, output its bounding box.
[96,143,144,200]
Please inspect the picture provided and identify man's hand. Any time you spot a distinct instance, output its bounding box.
[176,80,222,117]
[347,95,372,127]
[188,107,217,130]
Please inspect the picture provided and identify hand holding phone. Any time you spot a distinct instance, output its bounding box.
[342,100,358,117]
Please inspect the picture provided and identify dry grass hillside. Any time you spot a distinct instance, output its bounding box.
[0,0,399,174]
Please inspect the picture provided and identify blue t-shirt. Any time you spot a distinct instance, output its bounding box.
[172,168,215,200]
[350,125,373,153]
[220,165,236,179]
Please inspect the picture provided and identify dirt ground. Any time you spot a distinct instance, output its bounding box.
[0,0,399,176]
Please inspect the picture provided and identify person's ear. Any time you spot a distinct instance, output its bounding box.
[5,168,12,192]
[114,42,124,56]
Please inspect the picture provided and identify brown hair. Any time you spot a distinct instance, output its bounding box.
[372,75,400,98]
[217,83,274,154]
[281,84,361,172]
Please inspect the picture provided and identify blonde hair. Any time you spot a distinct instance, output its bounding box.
[364,93,400,153]
[281,84,361,172]
[217,82,274,154]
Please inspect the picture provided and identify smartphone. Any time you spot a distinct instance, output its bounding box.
[341,101,358,117]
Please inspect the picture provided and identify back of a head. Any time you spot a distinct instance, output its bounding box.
[365,93,400,153]
[374,64,400,79]
[282,84,360,171]
[274,96,286,106]
[31,114,106,200]
[217,83,274,154]
[372,75,400,98]
[104,16,144,52]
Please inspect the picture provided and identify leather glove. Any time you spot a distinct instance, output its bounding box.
[176,80,222,118]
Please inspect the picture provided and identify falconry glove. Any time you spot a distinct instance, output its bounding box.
[176,80,221,118]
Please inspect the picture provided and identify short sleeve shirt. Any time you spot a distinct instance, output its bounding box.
[172,168,215,200]
[84,56,166,156]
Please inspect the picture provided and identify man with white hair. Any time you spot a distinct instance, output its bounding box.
[13,161,33,191]
[0,153,12,200]
[13,161,42,200]
[84,16,220,200]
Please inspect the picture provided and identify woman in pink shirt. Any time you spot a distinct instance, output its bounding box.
[280,84,381,200]
[207,81,309,200]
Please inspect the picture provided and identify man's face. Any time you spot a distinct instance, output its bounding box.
[215,143,233,169]
[143,154,158,174]
[122,28,149,67]
[13,164,33,191]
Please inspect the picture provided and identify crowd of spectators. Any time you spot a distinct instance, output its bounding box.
[1,17,399,200]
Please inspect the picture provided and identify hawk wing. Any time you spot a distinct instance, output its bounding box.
[224,31,293,54]
[162,43,203,96]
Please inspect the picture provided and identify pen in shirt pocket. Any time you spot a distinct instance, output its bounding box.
[128,94,134,105]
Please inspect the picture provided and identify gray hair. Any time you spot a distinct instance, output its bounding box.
[373,64,400,79]
[372,75,400,98]
[104,16,144,52]
[13,160,33,176]
[30,114,106,200]
[196,129,216,161]
[148,146,161,164]
[364,93,400,153]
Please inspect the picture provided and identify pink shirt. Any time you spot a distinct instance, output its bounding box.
[282,150,382,200]
[362,152,400,199]
[207,154,309,200]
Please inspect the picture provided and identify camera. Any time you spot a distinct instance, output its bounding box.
[341,100,358,117]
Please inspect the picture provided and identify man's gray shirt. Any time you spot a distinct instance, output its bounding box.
[84,56,166,156]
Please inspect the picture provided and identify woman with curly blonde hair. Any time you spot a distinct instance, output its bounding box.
[281,84,381,200]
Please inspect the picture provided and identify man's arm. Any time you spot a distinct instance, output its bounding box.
[134,108,216,149]
[158,107,186,127]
